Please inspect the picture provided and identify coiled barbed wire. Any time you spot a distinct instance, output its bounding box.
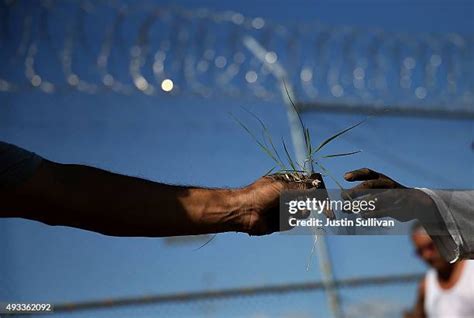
[1,0,473,114]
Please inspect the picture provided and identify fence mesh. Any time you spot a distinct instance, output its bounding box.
[28,274,421,318]
[1,1,468,317]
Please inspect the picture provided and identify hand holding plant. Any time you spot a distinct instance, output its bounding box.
[238,172,326,235]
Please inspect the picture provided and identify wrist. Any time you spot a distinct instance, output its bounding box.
[192,188,249,234]
[225,188,253,233]
[230,187,258,234]
[413,188,439,221]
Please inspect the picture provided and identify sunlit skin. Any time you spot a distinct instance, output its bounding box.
[0,160,322,237]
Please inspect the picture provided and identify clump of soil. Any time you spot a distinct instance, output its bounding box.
[269,172,335,219]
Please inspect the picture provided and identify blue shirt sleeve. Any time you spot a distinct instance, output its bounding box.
[0,141,43,188]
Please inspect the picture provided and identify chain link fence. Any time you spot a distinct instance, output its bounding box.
[0,1,469,317]
[26,274,422,318]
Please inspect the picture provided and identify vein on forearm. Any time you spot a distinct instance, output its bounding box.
[1,161,245,237]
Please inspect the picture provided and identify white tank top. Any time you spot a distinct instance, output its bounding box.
[425,261,474,317]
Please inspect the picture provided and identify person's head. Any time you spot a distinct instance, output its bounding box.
[411,222,450,271]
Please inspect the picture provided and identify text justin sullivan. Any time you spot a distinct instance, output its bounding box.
[289,217,395,227]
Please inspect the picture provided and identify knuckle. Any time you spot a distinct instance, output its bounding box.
[362,167,372,174]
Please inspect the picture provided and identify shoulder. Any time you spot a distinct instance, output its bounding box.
[462,260,474,276]
[423,269,438,293]
[419,276,426,297]
[0,141,43,188]
[0,141,38,159]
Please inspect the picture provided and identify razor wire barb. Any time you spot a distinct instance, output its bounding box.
[1,0,473,115]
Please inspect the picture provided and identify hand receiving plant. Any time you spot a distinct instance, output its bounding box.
[344,168,439,222]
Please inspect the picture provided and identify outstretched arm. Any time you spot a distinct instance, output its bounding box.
[1,159,314,237]
[344,167,474,262]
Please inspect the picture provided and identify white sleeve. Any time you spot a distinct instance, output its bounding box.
[417,188,474,262]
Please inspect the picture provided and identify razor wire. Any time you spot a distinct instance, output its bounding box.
[0,0,473,115]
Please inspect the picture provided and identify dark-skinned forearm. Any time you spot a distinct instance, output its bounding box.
[1,161,247,236]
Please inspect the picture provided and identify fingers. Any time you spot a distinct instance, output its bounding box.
[248,204,312,235]
[371,190,403,209]
[344,168,380,182]
[266,172,324,191]
[265,208,281,234]
[278,205,311,232]
[343,167,399,200]
[344,178,396,199]
[360,209,391,219]
[356,190,415,222]
[360,208,413,222]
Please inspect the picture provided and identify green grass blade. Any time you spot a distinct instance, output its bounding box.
[263,166,276,176]
[312,118,367,155]
[316,162,344,189]
[279,169,306,173]
[282,81,316,173]
[315,162,353,200]
[193,234,217,251]
[240,106,285,166]
[305,128,315,173]
[267,136,284,168]
[240,106,266,129]
[281,137,297,171]
[282,81,306,132]
[305,128,312,155]
[230,113,286,170]
[321,150,362,158]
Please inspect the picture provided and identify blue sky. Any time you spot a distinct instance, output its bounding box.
[1,0,473,317]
